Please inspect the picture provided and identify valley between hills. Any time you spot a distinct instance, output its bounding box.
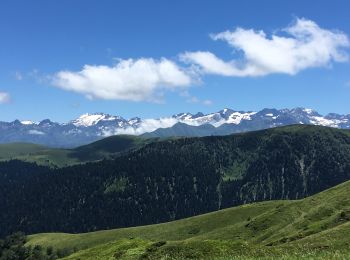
[2,2,350,259]
[1,125,350,259]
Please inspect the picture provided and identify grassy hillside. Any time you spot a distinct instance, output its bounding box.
[0,135,152,167]
[2,125,350,238]
[0,142,48,158]
[27,180,350,259]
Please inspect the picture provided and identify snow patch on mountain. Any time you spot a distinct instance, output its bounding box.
[309,116,348,127]
[303,108,315,114]
[21,120,35,125]
[226,112,256,125]
[172,110,256,127]
[71,113,121,127]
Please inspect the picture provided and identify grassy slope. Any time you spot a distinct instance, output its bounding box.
[0,135,151,167]
[0,143,48,158]
[0,142,73,167]
[27,180,350,259]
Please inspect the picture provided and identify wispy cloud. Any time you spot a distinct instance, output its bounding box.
[181,91,213,105]
[186,96,200,103]
[186,96,213,106]
[181,18,350,77]
[28,130,45,135]
[0,92,10,104]
[15,71,23,81]
[203,99,213,106]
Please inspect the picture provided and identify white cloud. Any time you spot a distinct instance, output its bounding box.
[50,18,349,103]
[0,92,10,104]
[28,130,45,135]
[181,51,246,76]
[52,58,192,102]
[103,117,179,136]
[181,18,350,77]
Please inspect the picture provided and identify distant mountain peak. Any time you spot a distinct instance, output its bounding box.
[38,119,56,127]
[192,112,205,118]
[303,108,314,114]
[21,120,36,125]
[1,107,349,147]
[71,113,124,127]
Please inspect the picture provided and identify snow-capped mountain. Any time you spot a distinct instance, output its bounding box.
[0,108,349,147]
[173,109,257,127]
[70,113,125,127]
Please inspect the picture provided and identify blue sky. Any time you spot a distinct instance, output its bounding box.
[0,0,350,122]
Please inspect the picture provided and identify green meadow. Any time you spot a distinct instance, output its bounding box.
[27,180,350,259]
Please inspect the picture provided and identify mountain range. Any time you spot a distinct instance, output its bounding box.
[1,107,350,147]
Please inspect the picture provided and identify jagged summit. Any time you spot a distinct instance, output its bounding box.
[1,107,349,147]
[70,113,124,127]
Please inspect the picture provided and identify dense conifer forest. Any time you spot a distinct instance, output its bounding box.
[1,125,350,237]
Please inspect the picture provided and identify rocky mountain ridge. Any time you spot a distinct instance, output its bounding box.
[1,107,349,147]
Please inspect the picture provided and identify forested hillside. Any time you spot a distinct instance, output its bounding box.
[27,180,350,259]
[1,125,350,237]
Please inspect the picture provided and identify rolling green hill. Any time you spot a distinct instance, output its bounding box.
[0,142,48,158]
[0,135,152,167]
[27,180,350,259]
[1,125,350,239]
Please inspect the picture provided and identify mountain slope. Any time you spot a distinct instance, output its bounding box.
[1,107,349,147]
[68,135,155,161]
[1,125,350,238]
[141,122,218,138]
[0,135,152,167]
[26,180,350,259]
[0,143,48,159]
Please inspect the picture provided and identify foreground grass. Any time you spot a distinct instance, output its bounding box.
[27,180,350,259]
[60,238,350,259]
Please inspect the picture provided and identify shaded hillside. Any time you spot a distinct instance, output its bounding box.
[0,135,152,167]
[0,143,48,158]
[68,135,155,161]
[27,180,350,259]
[1,125,350,237]
[141,122,218,138]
